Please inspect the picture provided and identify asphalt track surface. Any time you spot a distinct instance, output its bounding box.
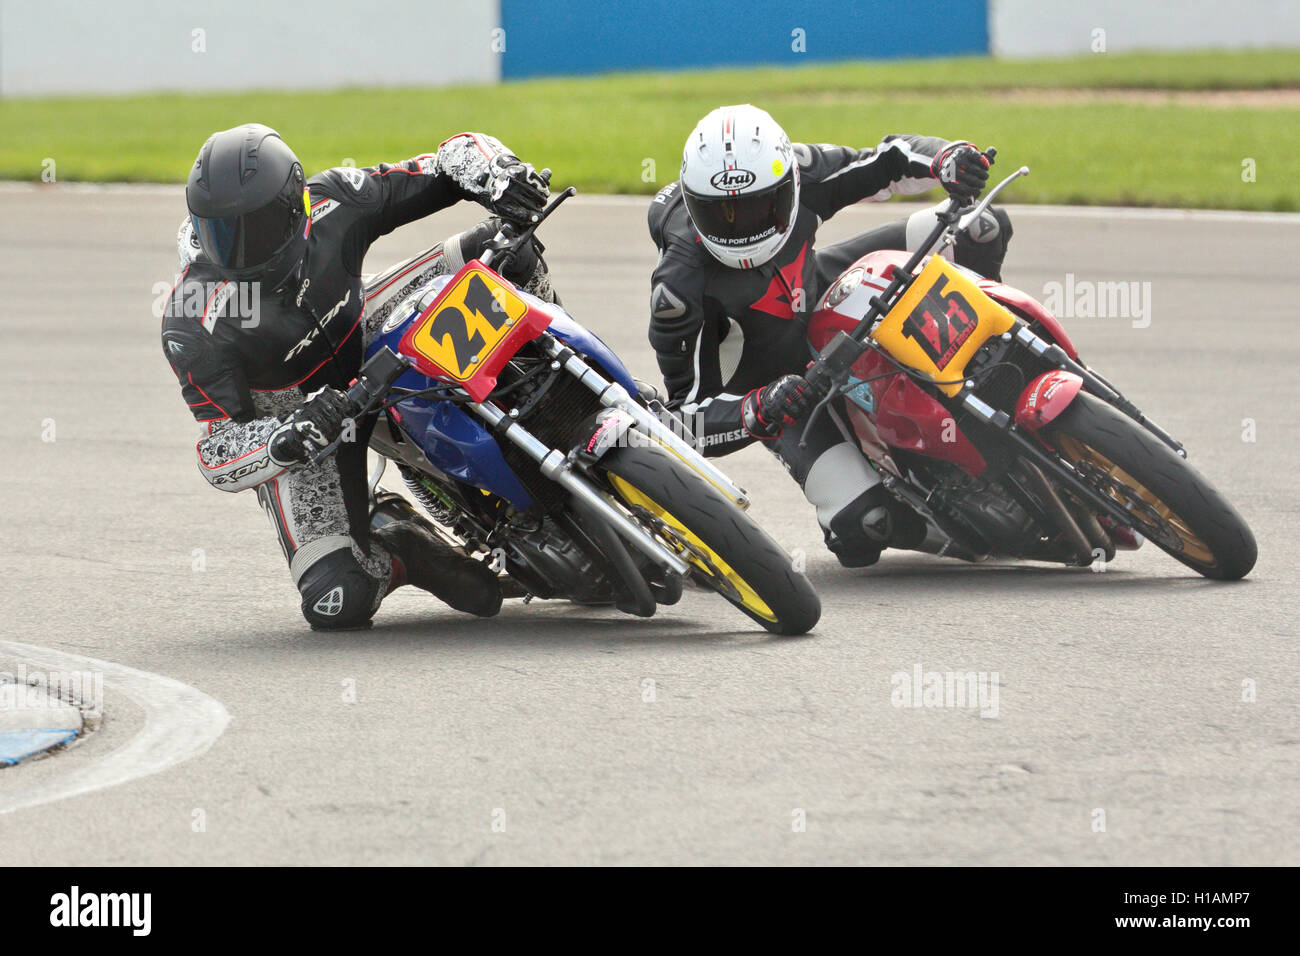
[1,186,1297,865]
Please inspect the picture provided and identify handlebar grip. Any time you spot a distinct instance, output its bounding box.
[346,347,410,413]
[343,382,367,416]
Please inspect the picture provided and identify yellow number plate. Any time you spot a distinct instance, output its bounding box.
[404,266,530,383]
[872,255,1016,397]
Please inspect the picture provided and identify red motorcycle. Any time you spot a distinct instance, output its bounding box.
[801,154,1256,579]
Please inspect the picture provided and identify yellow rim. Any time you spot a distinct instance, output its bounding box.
[1057,434,1216,567]
[651,438,746,508]
[608,474,778,622]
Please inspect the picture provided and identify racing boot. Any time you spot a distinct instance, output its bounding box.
[824,486,929,568]
[370,493,502,617]
[802,443,928,568]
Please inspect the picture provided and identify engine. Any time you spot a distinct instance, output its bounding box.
[497,515,613,603]
[928,471,1039,554]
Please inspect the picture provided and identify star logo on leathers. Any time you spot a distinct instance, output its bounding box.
[749,242,808,319]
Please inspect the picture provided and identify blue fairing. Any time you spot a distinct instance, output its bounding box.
[365,280,637,511]
[544,307,638,395]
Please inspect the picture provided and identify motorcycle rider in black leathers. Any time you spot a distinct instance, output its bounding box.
[162,124,555,629]
[648,105,1012,567]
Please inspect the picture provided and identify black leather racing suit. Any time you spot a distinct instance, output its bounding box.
[161,134,552,628]
[647,136,1013,560]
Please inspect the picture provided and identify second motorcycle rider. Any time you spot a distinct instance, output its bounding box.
[647,104,1012,567]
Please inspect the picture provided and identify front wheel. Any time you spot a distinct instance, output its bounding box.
[598,442,820,634]
[1044,392,1257,580]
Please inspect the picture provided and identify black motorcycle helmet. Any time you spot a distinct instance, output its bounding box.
[186,124,309,290]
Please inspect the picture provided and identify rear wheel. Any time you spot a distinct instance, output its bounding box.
[599,442,820,634]
[1045,392,1256,580]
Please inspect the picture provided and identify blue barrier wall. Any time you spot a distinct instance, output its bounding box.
[500,0,989,79]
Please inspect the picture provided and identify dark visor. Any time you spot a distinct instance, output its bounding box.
[685,174,795,248]
[192,188,305,273]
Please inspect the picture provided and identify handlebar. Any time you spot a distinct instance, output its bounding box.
[305,347,412,465]
[330,176,576,435]
[303,172,575,464]
[942,159,1029,257]
[481,185,577,269]
[344,346,411,416]
[796,148,1027,447]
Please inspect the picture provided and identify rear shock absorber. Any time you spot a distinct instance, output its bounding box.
[398,465,459,525]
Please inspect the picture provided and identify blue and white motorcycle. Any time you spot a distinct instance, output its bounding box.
[349,188,819,634]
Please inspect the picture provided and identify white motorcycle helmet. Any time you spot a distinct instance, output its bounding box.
[680,104,799,270]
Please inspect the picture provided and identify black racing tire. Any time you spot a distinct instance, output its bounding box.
[599,442,821,635]
[1045,392,1256,580]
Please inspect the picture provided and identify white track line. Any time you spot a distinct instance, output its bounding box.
[986,203,1300,225]
[0,641,230,815]
[572,194,1300,225]
[2,181,1298,224]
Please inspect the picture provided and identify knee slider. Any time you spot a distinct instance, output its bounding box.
[827,486,889,545]
[298,548,380,630]
[954,205,1013,281]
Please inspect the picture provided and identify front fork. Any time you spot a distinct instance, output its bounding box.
[533,333,752,508]
[955,323,1169,533]
[460,333,759,578]
[467,398,691,577]
[1007,322,1186,457]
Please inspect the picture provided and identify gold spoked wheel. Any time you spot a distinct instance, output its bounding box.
[1045,392,1256,580]
[597,441,820,635]
[608,475,777,622]
[1057,434,1216,567]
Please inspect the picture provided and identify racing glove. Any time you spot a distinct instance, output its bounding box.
[268,387,354,466]
[742,374,815,439]
[930,142,990,200]
[435,133,551,224]
[483,155,550,223]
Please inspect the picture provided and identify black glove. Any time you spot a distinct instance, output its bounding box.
[930,142,990,200]
[481,156,550,223]
[268,387,354,466]
[742,374,815,439]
